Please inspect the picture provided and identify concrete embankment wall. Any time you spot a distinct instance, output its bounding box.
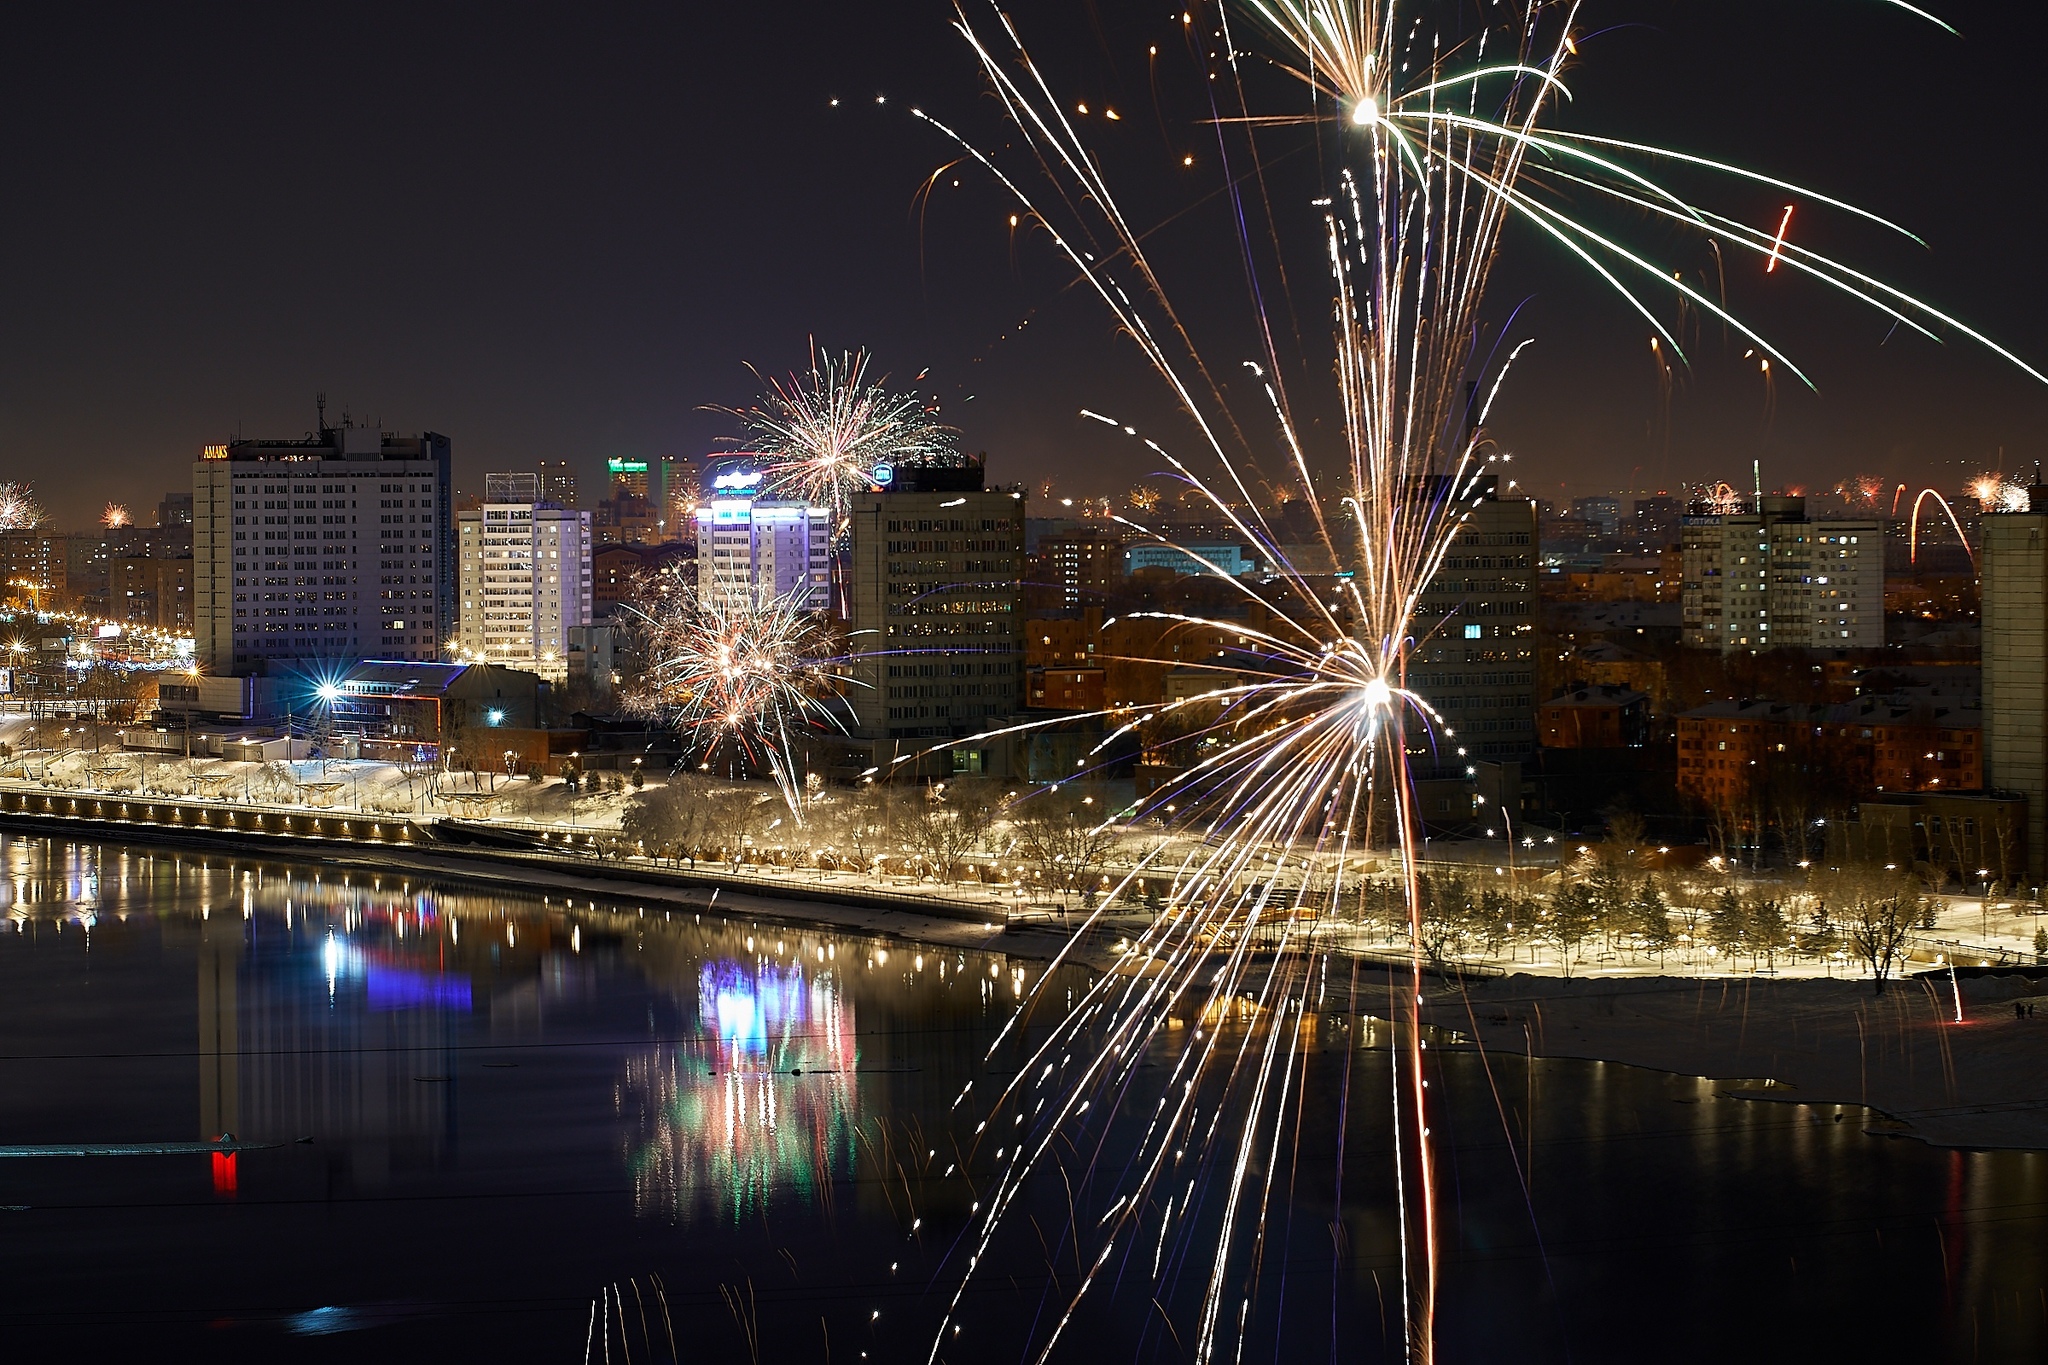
[0,788,1019,947]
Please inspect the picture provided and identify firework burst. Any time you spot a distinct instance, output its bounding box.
[101,503,130,529]
[716,346,960,527]
[1968,473,2028,514]
[0,482,44,531]
[622,584,850,822]
[897,2,2042,1363]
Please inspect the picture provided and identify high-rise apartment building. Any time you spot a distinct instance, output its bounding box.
[456,488,593,681]
[1680,496,1882,651]
[1034,526,1125,611]
[193,424,452,673]
[693,472,829,609]
[607,458,649,500]
[1632,494,1683,547]
[0,530,68,610]
[1570,495,1622,537]
[839,465,1025,778]
[111,556,193,632]
[658,455,694,538]
[1409,479,1538,763]
[1982,502,2048,878]
[537,460,577,508]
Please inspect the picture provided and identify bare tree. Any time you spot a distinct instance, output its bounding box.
[1010,789,1125,911]
[905,778,1000,884]
[1828,868,1921,995]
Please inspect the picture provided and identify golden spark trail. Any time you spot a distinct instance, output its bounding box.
[886,2,2045,1361]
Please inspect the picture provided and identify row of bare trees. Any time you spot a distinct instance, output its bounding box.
[615,776,1127,907]
[1353,859,1931,992]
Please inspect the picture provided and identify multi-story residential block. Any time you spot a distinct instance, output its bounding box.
[838,464,1025,778]
[1680,496,1882,651]
[693,471,830,609]
[1032,526,1124,611]
[1570,495,1622,537]
[1676,696,1982,810]
[1982,502,2048,878]
[607,457,649,500]
[1632,494,1683,547]
[456,478,593,681]
[111,555,194,632]
[193,423,452,673]
[0,529,69,610]
[1408,478,1538,763]
[537,460,577,508]
[1537,686,1649,748]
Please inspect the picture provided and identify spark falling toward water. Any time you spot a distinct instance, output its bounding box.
[891,2,2035,1360]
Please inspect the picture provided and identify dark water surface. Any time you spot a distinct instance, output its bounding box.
[0,834,2043,1363]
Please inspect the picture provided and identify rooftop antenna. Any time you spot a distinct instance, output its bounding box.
[315,392,328,435]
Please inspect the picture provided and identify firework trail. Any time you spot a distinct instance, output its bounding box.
[0,482,44,531]
[621,581,852,822]
[715,345,961,530]
[879,3,2038,1362]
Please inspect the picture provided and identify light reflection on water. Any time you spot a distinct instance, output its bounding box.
[621,958,858,1223]
[3,834,2048,1363]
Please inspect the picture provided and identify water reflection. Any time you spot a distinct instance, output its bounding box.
[8,832,2048,1362]
[621,957,858,1223]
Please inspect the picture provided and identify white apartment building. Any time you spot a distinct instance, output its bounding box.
[694,477,830,608]
[457,493,593,681]
[193,424,451,674]
[1680,496,1882,651]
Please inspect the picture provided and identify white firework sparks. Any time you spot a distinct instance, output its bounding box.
[0,482,44,531]
[622,583,850,822]
[717,345,960,526]
[900,2,2041,1362]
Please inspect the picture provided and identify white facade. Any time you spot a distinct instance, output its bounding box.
[457,502,593,680]
[694,496,830,608]
[193,427,451,673]
[1680,497,1882,651]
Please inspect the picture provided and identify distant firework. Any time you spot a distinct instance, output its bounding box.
[101,503,130,529]
[1968,473,2028,513]
[714,345,959,527]
[0,482,43,531]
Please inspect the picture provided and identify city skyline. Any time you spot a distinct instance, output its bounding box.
[0,0,2044,525]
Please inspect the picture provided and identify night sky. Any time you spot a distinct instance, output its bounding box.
[1,0,2043,526]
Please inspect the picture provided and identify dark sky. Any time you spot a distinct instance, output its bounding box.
[1,0,2043,526]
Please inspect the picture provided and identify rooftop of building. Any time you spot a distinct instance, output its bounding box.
[1543,686,1648,710]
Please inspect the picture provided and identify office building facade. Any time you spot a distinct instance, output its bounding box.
[1680,496,1882,651]
[839,467,1026,778]
[193,425,452,673]
[1409,483,1538,763]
